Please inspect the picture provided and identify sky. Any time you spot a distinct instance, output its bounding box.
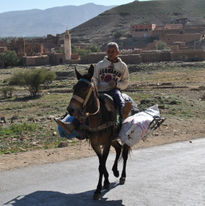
[0,0,149,13]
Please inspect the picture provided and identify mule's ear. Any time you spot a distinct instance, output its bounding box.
[87,64,94,79]
[75,68,82,80]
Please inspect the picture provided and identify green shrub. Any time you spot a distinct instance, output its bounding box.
[87,45,100,53]
[0,50,19,67]
[0,122,37,136]
[113,31,122,39]
[155,41,170,50]
[71,44,100,56]
[0,86,15,98]
[9,68,56,97]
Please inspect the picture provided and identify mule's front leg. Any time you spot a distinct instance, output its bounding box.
[93,162,104,200]
[93,145,110,200]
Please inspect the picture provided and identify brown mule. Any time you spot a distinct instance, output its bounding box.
[57,65,131,200]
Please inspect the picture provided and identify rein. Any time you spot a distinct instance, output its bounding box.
[71,78,100,117]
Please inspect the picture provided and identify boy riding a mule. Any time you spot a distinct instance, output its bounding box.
[55,42,132,199]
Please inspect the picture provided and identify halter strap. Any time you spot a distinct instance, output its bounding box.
[71,78,100,117]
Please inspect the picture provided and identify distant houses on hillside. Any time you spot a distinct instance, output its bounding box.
[130,23,205,50]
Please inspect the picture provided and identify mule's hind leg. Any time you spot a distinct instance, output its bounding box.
[111,140,122,177]
[120,144,130,185]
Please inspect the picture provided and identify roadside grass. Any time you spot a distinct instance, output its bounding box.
[0,122,37,136]
[129,65,205,85]
[128,91,205,119]
[0,122,38,154]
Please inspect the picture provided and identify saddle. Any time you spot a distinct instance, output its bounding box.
[99,93,137,121]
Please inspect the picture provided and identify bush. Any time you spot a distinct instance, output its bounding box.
[0,86,15,98]
[0,50,20,67]
[155,41,170,50]
[9,68,56,97]
[113,31,122,39]
[87,45,100,53]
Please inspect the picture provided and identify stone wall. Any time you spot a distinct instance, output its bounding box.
[80,50,205,64]
[120,54,142,64]
[49,53,65,65]
[20,50,205,66]
[171,50,205,61]
[23,55,49,66]
[80,53,105,64]
[160,33,202,44]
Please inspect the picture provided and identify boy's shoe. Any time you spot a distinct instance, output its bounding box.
[54,118,75,134]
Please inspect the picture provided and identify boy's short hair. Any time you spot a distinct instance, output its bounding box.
[107,42,119,51]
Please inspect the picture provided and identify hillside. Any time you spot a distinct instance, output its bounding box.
[0,3,114,37]
[70,0,205,46]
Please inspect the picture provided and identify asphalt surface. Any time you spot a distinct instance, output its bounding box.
[0,138,205,206]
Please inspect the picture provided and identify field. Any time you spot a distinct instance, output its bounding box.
[0,62,205,171]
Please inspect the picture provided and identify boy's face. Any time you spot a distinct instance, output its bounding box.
[106,47,119,61]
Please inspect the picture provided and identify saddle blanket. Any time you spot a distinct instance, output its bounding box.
[119,105,160,147]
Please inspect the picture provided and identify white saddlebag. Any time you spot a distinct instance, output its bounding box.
[119,105,160,147]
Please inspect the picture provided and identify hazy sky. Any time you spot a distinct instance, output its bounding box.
[0,0,149,13]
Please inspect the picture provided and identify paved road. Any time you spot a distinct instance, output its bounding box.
[0,138,205,206]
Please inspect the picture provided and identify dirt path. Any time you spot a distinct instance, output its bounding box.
[0,118,204,172]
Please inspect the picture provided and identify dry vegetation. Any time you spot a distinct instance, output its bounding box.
[0,62,205,171]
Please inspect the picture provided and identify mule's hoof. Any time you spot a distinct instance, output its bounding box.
[103,182,110,190]
[93,192,101,200]
[113,169,119,178]
[119,177,126,185]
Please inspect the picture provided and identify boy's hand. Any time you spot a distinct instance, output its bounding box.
[108,80,116,88]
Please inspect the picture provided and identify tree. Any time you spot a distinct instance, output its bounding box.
[9,68,56,97]
[0,50,19,67]
[113,31,122,40]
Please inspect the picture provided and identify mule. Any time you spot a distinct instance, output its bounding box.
[67,65,131,200]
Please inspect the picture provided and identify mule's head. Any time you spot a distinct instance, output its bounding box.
[67,65,95,118]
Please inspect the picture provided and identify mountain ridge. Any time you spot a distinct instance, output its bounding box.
[0,3,114,37]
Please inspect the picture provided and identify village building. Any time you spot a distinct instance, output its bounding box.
[0,47,7,53]
[0,29,76,66]
[130,24,156,38]
[130,23,205,51]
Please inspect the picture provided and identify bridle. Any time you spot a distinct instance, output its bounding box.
[71,78,100,117]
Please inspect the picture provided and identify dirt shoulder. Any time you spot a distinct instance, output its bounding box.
[1,118,204,172]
